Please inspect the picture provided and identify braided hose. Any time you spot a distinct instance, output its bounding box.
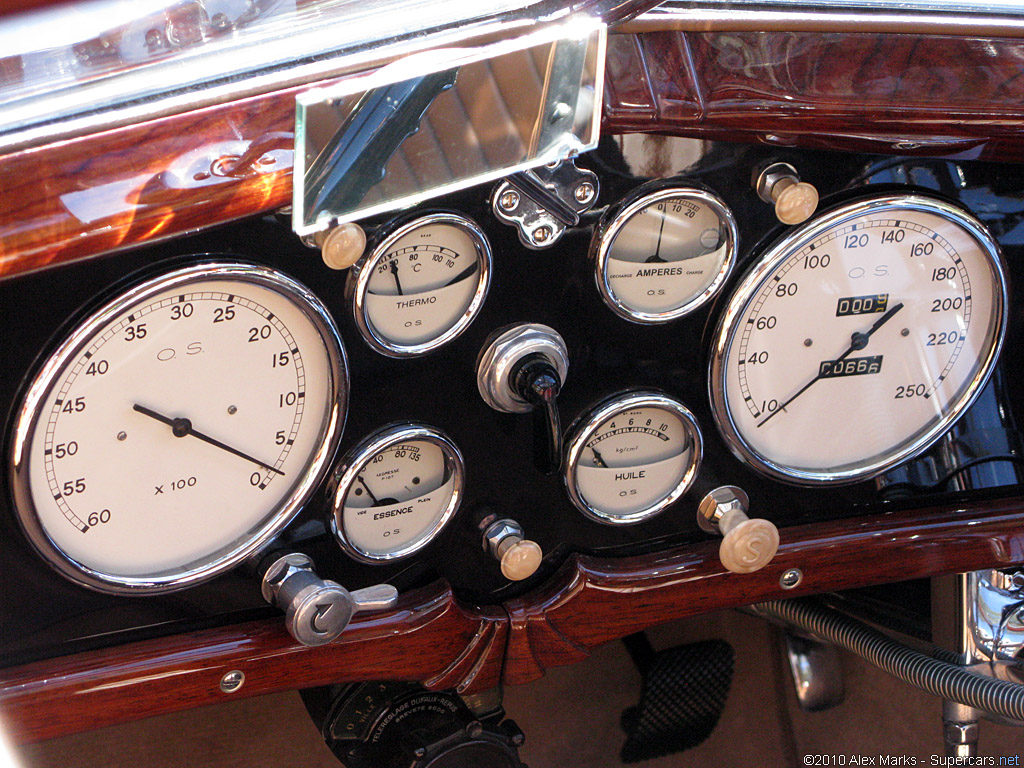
[753,599,1024,721]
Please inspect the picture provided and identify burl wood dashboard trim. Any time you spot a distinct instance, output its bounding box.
[0,582,508,744]
[3,495,1024,743]
[2,27,1024,282]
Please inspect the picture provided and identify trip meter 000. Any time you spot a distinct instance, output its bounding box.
[709,194,1007,485]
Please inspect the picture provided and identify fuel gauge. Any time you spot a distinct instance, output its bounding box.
[332,424,464,562]
[564,391,702,524]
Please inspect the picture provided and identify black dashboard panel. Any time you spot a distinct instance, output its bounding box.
[3,138,1023,665]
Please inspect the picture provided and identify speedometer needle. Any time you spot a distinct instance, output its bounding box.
[133,404,284,475]
[756,301,904,428]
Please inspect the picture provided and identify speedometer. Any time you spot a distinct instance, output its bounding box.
[9,263,348,592]
[709,194,1007,485]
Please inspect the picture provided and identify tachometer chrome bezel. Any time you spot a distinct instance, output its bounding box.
[330,423,465,563]
[590,185,738,324]
[563,390,702,525]
[9,262,349,594]
[347,212,492,358]
[708,193,1008,486]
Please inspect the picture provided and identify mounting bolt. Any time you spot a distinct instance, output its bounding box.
[574,182,595,205]
[499,190,520,211]
[533,226,552,244]
[219,670,245,693]
[780,568,803,590]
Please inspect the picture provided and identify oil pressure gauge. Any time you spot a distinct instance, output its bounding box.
[332,424,464,562]
[348,212,491,357]
[564,391,702,524]
[591,185,737,323]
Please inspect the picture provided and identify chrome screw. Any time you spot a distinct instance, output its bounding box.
[574,182,595,205]
[117,431,127,441]
[499,190,520,211]
[533,226,552,244]
[219,670,245,693]
[780,568,803,590]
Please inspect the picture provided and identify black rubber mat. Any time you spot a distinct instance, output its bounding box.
[620,636,735,763]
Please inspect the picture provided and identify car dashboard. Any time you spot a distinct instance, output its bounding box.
[2,1,1024,764]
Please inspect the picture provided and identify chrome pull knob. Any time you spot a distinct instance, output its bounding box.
[482,517,543,582]
[755,162,819,226]
[259,553,398,646]
[698,486,780,574]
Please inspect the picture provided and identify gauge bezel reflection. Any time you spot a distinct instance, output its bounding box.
[707,193,1008,485]
[330,423,464,562]
[563,390,702,525]
[347,212,492,358]
[590,184,738,324]
[9,263,349,594]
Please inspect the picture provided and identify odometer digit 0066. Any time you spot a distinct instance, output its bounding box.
[10,263,348,592]
[709,194,1007,484]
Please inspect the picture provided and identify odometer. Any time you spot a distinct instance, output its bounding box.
[709,194,1007,484]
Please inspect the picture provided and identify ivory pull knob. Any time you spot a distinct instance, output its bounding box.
[500,538,544,581]
[698,486,780,575]
[755,162,819,226]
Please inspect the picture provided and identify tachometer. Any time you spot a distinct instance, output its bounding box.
[9,263,348,592]
[709,194,1007,484]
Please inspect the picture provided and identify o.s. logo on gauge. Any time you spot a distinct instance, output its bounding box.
[564,391,702,525]
[331,424,464,562]
[590,184,738,324]
[347,212,491,357]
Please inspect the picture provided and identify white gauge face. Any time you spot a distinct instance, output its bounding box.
[595,188,736,323]
[353,214,491,356]
[710,195,1007,484]
[565,393,702,524]
[10,264,346,591]
[334,426,463,561]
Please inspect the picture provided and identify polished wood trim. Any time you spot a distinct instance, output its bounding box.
[602,30,1024,163]
[502,496,1024,686]
[0,582,506,744]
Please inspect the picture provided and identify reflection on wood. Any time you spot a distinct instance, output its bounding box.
[603,31,1024,161]
[502,494,1024,685]
[0,582,507,744]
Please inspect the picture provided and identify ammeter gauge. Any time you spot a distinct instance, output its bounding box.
[564,391,702,524]
[348,212,491,357]
[332,424,464,562]
[591,185,737,323]
[9,263,348,593]
[709,193,1007,484]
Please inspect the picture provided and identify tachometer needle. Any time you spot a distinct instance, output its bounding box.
[133,404,284,475]
[389,260,404,296]
[756,302,904,428]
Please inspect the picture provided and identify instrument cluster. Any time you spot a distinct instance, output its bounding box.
[1,141,1020,660]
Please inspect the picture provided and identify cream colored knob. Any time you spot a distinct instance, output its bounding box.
[698,485,780,574]
[773,180,819,225]
[719,517,780,574]
[318,222,367,270]
[499,538,543,581]
[755,162,819,226]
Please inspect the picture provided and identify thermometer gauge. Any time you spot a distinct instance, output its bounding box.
[332,424,464,562]
[564,391,702,524]
[591,185,737,323]
[348,212,491,357]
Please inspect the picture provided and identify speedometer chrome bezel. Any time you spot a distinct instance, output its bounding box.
[9,262,349,594]
[348,212,492,358]
[330,423,465,563]
[708,193,1008,485]
[590,185,738,324]
[563,390,703,525]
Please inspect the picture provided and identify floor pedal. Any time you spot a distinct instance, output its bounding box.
[619,634,734,763]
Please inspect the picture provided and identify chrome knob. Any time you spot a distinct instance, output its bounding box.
[698,486,780,574]
[259,553,398,646]
[755,162,819,226]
